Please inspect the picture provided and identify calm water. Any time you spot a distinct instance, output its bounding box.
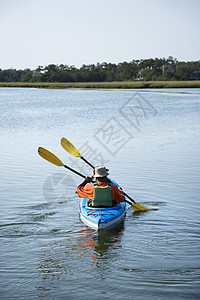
[0,87,200,299]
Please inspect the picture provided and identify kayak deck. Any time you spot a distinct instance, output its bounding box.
[79,198,126,230]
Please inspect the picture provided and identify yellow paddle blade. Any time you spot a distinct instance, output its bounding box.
[61,137,81,157]
[38,147,64,167]
[131,202,150,212]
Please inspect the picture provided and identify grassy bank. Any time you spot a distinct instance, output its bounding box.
[0,81,200,89]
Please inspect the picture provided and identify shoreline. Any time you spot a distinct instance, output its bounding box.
[0,81,200,89]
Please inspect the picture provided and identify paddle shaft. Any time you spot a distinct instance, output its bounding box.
[122,198,133,206]
[123,192,136,203]
[64,165,85,179]
[81,156,94,169]
[38,147,137,208]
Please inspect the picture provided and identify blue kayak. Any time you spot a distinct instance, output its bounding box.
[79,179,126,230]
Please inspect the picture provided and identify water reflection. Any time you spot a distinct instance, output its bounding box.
[36,224,125,295]
[77,224,125,259]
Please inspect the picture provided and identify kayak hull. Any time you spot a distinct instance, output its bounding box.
[79,197,126,230]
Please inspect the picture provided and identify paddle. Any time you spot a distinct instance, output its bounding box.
[38,147,135,209]
[61,137,150,212]
[60,138,95,168]
[38,147,85,178]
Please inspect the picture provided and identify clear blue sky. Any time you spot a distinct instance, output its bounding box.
[0,0,199,69]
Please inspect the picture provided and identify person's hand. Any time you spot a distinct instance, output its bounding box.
[85,176,93,184]
[78,176,94,187]
[118,186,124,194]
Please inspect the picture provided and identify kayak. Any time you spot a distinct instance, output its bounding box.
[79,179,126,230]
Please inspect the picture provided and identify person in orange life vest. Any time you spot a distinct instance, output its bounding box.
[76,166,125,207]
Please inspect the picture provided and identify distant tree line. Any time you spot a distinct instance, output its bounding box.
[0,57,200,82]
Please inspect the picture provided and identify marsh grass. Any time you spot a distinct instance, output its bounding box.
[0,81,200,89]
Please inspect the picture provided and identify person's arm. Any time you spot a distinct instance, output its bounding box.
[111,184,125,204]
[76,176,94,199]
[78,176,93,187]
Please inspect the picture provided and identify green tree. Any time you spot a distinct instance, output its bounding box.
[21,69,33,82]
[116,62,137,81]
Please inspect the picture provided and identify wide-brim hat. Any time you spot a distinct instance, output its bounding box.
[94,166,109,178]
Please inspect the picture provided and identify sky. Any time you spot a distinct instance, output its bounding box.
[0,0,200,70]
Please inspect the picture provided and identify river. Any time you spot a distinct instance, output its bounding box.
[0,87,199,299]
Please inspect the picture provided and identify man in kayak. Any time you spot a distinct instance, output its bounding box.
[76,166,125,207]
